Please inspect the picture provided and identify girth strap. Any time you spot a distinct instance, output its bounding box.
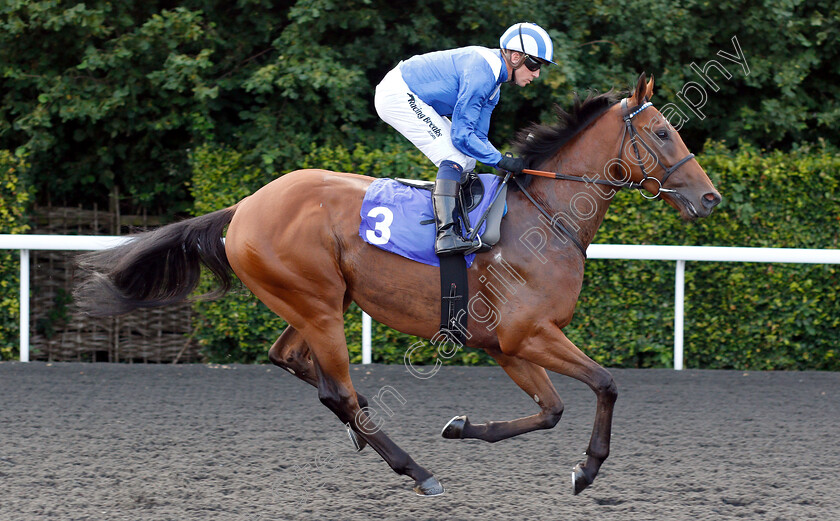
[438,257,468,346]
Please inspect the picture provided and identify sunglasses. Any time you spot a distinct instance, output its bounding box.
[523,55,543,72]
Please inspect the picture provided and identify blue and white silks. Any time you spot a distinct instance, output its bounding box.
[399,46,508,166]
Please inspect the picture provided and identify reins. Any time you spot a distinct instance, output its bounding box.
[521,168,646,190]
[512,97,696,260]
[513,175,588,257]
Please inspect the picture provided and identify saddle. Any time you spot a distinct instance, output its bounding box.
[395,171,508,252]
[394,172,509,347]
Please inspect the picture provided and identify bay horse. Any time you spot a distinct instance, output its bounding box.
[75,73,721,496]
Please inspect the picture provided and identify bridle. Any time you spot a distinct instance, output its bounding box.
[513,97,697,257]
[616,98,695,200]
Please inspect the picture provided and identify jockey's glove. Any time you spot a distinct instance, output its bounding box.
[496,154,526,175]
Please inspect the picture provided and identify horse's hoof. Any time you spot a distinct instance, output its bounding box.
[346,425,365,452]
[572,463,594,495]
[441,415,468,439]
[413,476,445,496]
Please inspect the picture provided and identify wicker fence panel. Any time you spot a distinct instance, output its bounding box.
[29,205,201,363]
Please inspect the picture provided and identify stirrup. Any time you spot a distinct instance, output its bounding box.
[435,228,478,256]
[463,234,482,255]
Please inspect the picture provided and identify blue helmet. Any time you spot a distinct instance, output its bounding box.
[499,22,556,65]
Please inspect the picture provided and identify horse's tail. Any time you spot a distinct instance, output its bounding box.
[74,206,237,317]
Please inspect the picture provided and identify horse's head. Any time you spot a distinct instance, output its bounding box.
[612,73,721,219]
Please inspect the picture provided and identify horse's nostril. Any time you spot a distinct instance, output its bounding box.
[703,192,722,208]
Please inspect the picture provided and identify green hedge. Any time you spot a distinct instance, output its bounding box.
[568,140,839,369]
[0,151,31,360]
[190,141,839,369]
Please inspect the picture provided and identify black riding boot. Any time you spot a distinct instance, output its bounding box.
[433,178,477,256]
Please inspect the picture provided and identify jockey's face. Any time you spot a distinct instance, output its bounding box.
[511,52,541,87]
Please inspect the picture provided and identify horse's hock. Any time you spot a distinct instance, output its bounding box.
[28,205,201,363]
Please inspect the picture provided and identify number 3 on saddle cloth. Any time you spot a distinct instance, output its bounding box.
[359,173,507,267]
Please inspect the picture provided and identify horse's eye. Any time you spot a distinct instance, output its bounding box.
[656,129,669,140]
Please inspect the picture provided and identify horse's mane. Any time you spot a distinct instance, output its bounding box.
[510,89,626,190]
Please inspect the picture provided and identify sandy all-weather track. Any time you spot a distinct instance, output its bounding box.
[1,362,838,520]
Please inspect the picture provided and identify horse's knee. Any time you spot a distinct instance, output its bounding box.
[269,334,312,377]
[538,400,565,429]
[269,348,303,376]
[356,392,369,410]
[318,384,358,413]
[593,371,617,403]
[268,346,284,367]
[317,386,340,410]
[268,337,290,367]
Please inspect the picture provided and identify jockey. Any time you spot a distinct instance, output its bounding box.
[375,22,555,256]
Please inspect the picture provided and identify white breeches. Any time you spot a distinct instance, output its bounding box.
[374,65,477,172]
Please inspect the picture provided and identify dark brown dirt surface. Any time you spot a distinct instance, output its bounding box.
[1,362,838,520]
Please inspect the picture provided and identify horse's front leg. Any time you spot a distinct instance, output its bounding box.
[501,326,617,495]
[441,347,565,442]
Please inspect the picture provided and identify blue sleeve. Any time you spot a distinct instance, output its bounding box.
[474,102,496,148]
[449,63,503,166]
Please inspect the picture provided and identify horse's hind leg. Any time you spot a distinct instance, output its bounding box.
[268,325,369,450]
[226,204,440,494]
[269,326,318,385]
[441,348,565,442]
[299,315,443,495]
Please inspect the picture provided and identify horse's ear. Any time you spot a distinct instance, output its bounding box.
[633,72,647,103]
[645,74,655,100]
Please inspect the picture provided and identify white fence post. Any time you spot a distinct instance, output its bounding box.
[674,260,685,370]
[19,249,29,363]
[362,312,372,364]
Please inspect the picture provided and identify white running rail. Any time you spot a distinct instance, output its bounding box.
[2,235,839,368]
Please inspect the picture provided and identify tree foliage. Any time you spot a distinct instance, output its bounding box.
[1,3,214,215]
[2,1,838,215]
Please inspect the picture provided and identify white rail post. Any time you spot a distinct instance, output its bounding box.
[362,311,372,364]
[19,249,30,363]
[674,259,685,370]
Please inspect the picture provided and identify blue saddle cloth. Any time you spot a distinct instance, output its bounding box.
[359,174,502,267]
